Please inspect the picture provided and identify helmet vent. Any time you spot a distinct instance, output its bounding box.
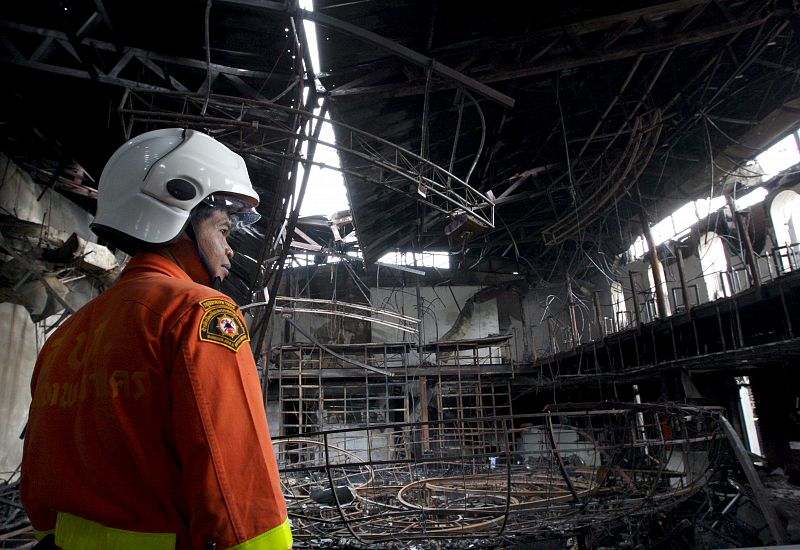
[166,178,197,201]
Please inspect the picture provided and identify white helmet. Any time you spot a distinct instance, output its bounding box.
[91,128,260,254]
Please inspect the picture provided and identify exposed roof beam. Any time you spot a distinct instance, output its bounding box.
[290,5,318,86]
[478,11,777,84]
[431,0,715,56]
[92,0,122,51]
[328,11,778,100]
[0,20,294,93]
[293,226,320,247]
[58,11,99,80]
[305,8,514,107]
[375,262,425,276]
[331,64,398,92]
[75,11,100,38]
[223,73,266,100]
[217,0,515,108]
[712,95,800,178]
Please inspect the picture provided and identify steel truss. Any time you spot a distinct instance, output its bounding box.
[0,15,496,228]
[115,89,495,229]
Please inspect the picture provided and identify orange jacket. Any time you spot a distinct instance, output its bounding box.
[21,253,291,549]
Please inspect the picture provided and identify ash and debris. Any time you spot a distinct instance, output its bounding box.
[763,467,800,543]
[293,466,800,550]
[0,466,798,548]
[295,536,568,549]
[0,481,35,549]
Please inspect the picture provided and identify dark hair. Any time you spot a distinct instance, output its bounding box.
[190,201,219,223]
[191,200,247,231]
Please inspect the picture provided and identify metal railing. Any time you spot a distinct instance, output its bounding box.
[273,403,725,545]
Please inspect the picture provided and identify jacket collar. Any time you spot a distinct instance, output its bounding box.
[121,234,214,287]
[120,253,194,282]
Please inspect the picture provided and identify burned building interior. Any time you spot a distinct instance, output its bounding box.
[2,0,800,547]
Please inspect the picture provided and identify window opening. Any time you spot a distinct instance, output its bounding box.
[626,128,800,262]
[377,250,451,270]
[610,280,629,332]
[736,376,762,457]
[698,232,731,301]
[770,190,800,273]
[646,263,671,320]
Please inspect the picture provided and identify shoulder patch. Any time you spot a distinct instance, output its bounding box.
[197,298,250,352]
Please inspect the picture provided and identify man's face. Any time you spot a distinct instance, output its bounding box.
[194,209,234,281]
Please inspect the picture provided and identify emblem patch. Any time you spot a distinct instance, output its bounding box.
[218,316,238,335]
[198,298,250,352]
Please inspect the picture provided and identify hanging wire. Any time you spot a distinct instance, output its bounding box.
[462,90,486,186]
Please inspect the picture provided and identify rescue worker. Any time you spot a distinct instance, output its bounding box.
[20,128,292,550]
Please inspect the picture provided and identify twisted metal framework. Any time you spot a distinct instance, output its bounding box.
[541,108,663,246]
[273,403,725,545]
[243,297,420,334]
[117,89,495,228]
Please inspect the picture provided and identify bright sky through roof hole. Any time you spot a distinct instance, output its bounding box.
[294,0,350,219]
[293,3,800,269]
[627,129,800,260]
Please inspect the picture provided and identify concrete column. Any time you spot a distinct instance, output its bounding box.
[628,271,642,328]
[725,193,761,290]
[675,245,691,314]
[640,208,669,319]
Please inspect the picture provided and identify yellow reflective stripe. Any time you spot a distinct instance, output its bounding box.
[228,519,293,550]
[33,529,54,541]
[55,512,176,550]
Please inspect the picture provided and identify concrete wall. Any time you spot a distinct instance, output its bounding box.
[0,303,39,477]
[521,285,565,358]
[271,263,372,345]
[496,289,526,362]
[268,279,502,353]
[371,285,499,345]
[0,154,95,242]
[525,190,790,359]
[328,427,392,462]
[265,400,282,440]
[0,154,105,478]
[513,240,728,361]
[672,252,708,308]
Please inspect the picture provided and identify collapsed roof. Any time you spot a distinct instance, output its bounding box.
[1,0,799,303]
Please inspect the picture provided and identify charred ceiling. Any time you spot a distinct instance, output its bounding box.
[1,0,799,297]
[316,0,800,275]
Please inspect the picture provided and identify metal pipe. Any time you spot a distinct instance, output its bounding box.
[628,271,642,328]
[593,291,605,340]
[675,245,691,315]
[640,207,669,318]
[725,192,761,289]
[285,318,391,376]
[567,281,579,349]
